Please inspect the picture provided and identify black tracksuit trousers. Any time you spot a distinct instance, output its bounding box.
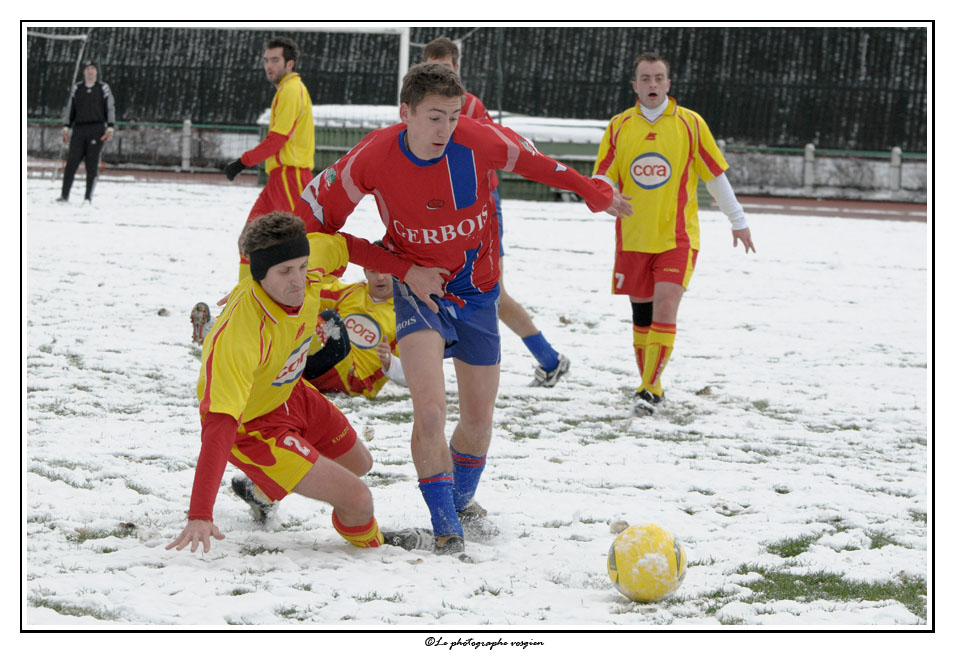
[61,123,106,201]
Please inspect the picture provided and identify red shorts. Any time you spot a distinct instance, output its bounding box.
[247,166,318,232]
[229,380,356,501]
[612,247,699,297]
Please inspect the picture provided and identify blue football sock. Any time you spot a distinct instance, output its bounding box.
[451,446,486,512]
[418,473,463,537]
[522,331,560,371]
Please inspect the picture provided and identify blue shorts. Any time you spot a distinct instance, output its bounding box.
[492,188,504,258]
[393,279,501,366]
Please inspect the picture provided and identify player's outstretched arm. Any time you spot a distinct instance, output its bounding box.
[732,227,756,254]
[166,519,225,554]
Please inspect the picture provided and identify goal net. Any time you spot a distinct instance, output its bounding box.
[26,28,93,180]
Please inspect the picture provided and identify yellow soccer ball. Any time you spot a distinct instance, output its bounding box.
[607,523,687,602]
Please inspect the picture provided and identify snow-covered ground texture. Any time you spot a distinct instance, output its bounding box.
[24,175,929,629]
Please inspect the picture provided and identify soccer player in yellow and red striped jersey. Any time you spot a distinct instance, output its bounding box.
[593,52,756,417]
[305,267,405,398]
[166,212,446,555]
[224,37,317,239]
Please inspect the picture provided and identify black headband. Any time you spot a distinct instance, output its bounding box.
[248,236,310,281]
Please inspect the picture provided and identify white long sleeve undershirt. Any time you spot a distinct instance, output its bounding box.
[383,355,407,386]
[705,173,748,231]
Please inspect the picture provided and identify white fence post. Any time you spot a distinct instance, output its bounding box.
[890,146,902,191]
[803,143,815,190]
[182,119,192,171]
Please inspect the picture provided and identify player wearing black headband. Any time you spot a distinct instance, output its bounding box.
[167,211,445,554]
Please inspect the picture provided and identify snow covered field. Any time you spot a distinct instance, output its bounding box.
[23,174,930,635]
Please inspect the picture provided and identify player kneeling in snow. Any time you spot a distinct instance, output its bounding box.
[167,211,444,554]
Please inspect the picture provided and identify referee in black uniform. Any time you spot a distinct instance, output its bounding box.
[58,60,116,203]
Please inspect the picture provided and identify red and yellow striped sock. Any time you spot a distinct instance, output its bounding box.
[638,322,676,396]
[332,510,384,548]
[633,324,650,377]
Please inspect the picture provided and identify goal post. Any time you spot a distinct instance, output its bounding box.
[26,28,94,179]
[26,29,92,93]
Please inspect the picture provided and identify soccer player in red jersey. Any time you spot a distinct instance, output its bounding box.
[422,37,571,387]
[302,62,631,558]
[223,37,317,236]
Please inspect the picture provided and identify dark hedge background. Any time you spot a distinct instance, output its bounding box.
[26,25,928,152]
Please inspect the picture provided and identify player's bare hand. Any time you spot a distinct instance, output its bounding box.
[166,519,225,554]
[605,189,633,218]
[376,342,393,371]
[61,129,70,144]
[732,227,756,254]
[216,292,231,306]
[101,128,114,142]
[403,265,448,313]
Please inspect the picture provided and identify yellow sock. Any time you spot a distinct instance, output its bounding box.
[332,511,384,548]
[639,322,676,396]
[632,324,650,376]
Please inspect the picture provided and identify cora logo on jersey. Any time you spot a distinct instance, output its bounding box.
[630,153,672,190]
[344,314,382,349]
[272,338,312,386]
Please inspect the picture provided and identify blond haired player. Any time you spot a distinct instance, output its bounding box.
[167,212,445,554]
[594,52,756,416]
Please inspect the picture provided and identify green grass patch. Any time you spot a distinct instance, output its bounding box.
[474,582,504,597]
[67,524,137,544]
[354,591,404,603]
[274,605,302,619]
[377,410,414,424]
[642,431,704,443]
[34,400,94,418]
[765,534,818,558]
[29,465,94,489]
[124,479,152,495]
[867,530,904,549]
[29,596,123,621]
[738,565,926,620]
[818,516,853,533]
[241,544,282,556]
[364,471,409,487]
[736,564,926,620]
[667,412,697,426]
